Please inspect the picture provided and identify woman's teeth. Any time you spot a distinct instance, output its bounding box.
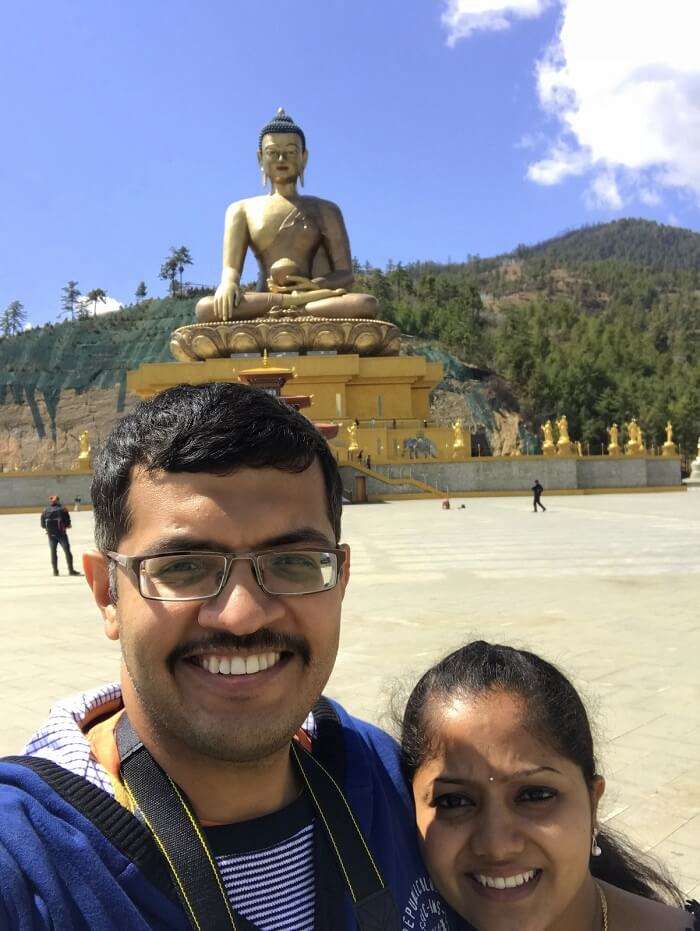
[473,869,538,889]
[196,652,281,676]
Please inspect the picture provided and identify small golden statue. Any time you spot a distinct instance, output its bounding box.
[346,422,359,454]
[541,420,556,457]
[625,418,644,456]
[575,440,583,457]
[555,414,573,456]
[662,420,677,456]
[72,430,92,472]
[607,422,621,456]
[171,109,399,360]
[452,419,466,456]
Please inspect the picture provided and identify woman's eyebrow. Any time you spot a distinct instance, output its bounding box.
[434,766,562,785]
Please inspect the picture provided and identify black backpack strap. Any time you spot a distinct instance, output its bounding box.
[116,704,401,931]
[311,694,346,782]
[1,755,174,900]
[115,714,243,931]
[293,739,401,930]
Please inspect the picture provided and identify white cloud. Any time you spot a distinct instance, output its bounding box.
[75,294,124,316]
[586,171,623,210]
[442,0,552,45]
[442,0,700,207]
[528,0,700,206]
[526,142,588,184]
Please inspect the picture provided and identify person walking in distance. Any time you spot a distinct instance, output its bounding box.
[41,495,80,576]
[532,478,546,512]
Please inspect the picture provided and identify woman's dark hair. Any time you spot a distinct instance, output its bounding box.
[401,640,683,906]
[91,381,342,553]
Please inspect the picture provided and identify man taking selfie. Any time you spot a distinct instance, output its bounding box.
[0,383,452,930]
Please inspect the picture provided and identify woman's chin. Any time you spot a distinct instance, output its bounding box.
[449,870,551,931]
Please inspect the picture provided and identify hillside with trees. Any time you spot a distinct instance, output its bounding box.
[353,218,700,456]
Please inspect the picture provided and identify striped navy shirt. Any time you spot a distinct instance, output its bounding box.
[25,683,317,931]
[206,794,315,930]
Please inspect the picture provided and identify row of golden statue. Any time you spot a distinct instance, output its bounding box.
[541,416,678,458]
[345,417,679,464]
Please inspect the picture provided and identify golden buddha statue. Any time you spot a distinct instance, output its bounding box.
[541,420,556,456]
[625,418,644,455]
[556,414,570,443]
[346,422,359,454]
[171,109,398,360]
[452,419,466,455]
[196,109,377,323]
[607,422,621,456]
[555,414,573,456]
[662,420,677,456]
[72,430,92,472]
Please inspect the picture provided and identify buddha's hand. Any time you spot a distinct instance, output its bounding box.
[213,282,241,320]
[267,274,318,293]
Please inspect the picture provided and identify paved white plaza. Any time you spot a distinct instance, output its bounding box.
[1,491,699,895]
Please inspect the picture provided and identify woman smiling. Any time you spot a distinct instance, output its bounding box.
[401,641,699,931]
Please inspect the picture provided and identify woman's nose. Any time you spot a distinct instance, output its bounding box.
[469,802,526,861]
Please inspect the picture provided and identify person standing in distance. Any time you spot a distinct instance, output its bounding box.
[532,479,546,513]
[40,494,80,576]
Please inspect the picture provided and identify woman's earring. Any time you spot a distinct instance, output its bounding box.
[591,830,602,857]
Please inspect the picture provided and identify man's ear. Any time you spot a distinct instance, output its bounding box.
[83,551,119,641]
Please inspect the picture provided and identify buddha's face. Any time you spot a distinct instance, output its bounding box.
[259,132,307,185]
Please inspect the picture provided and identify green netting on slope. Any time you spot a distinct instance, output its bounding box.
[0,298,195,405]
[407,342,498,429]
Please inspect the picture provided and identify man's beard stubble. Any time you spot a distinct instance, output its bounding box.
[119,623,322,765]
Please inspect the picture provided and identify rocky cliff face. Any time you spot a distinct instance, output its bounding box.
[0,385,141,471]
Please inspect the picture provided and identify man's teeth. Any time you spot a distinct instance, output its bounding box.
[198,652,281,676]
[473,869,538,890]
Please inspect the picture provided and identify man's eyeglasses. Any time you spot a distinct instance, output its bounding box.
[106,549,346,601]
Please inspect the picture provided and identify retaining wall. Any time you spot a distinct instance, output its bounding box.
[369,455,681,495]
[0,472,93,509]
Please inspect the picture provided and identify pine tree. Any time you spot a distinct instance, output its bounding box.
[1,300,27,336]
[60,281,81,320]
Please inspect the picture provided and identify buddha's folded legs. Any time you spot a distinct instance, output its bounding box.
[195,292,281,322]
[196,290,379,322]
[302,292,379,320]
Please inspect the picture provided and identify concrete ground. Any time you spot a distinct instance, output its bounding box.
[1,492,699,896]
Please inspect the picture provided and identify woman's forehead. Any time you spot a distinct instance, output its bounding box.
[425,691,567,772]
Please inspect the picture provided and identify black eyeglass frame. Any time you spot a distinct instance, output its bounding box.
[106,548,347,601]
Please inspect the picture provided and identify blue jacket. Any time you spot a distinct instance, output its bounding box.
[0,699,463,931]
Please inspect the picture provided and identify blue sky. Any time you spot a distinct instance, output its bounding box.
[3,0,699,324]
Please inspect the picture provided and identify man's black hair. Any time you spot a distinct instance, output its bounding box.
[91,382,342,553]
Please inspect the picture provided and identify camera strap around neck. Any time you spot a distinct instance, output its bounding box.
[115,713,399,931]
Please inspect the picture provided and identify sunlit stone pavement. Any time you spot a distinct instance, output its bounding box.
[1,491,699,895]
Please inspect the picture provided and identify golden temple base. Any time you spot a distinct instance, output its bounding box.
[169,317,401,361]
[127,351,457,463]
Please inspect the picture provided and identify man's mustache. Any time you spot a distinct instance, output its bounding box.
[169,629,311,670]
